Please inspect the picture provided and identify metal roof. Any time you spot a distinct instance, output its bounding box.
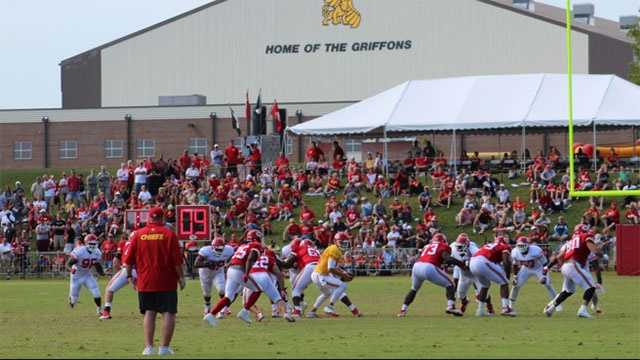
[60,0,633,66]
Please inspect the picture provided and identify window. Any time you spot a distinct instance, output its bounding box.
[104,140,124,159]
[345,139,362,153]
[13,141,32,160]
[59,141,78,160]
[285,136,294,155]
[136,139,155,158]
[189,138,208,155]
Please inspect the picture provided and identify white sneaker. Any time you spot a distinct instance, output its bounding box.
[203,313,218,327]
[555,305,563,312]
[577,305,592,319]
[284,312,296,323]
[306,311,318,318]
[256,312,265,322]
[237,309,252,324]
[96,307,101,315]
[142,346,155,356]
[543,302,556,317]
[158,346,174,356]
[216,311,225,320]
[323,305,338,317]
[475,306,488,317]
[203,305,211,315]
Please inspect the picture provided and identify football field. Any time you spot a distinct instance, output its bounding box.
[0,273,639,358]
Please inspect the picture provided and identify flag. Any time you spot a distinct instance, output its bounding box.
[254,89,262,116]
[271,100,282,133]
[245,91,251,122]
[230,107,241,136]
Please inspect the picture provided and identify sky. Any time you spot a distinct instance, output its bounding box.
[0,0,638,110]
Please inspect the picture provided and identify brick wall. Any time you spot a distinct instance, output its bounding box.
[0,116,636,170]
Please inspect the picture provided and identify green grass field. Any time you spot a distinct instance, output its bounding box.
[0,274,638,358]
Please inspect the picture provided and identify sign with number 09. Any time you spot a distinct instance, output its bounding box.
[176,205,211,241]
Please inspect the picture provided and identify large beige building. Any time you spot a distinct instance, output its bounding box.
[0,0,636,169]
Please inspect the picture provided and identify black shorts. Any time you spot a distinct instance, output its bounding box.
[138,291,178,314]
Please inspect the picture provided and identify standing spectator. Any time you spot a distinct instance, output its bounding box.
[248,143,262,174]
[97,166,112,201]
[51,213,66,251]
[63,221,76,254]
[305,141,324,163]
[123,207,185,356]
[146,170,163,198]
[210,144,224,177]
[86,170,98,201]
[43,175,57,209]
[30,177,44,203]
[67,170,82,206]
[116,163,130,189]
[179,150,191,173]
[101,233,117,272]
[224,141,240,176]
[35,216,51,252]
[134,162,148,193]
[332,141,345,165]
[138,186,152,204]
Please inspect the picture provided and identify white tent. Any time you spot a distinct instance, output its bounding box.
[288,74,640,136]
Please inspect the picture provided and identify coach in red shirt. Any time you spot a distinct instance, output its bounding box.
[124,207,185,356]
[224,140,240,176]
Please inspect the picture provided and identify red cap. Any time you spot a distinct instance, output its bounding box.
[149,207,164,220]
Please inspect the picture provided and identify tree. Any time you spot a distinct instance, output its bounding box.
[629,22,640,85]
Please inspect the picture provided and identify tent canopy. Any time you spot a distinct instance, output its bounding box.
[287,74,640,136]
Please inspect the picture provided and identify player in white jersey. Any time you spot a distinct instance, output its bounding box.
[281,243,299,287]
[194,237,235,316]
[509,237,560,313]
[67,234,104,313]
[100,232,136,320]
[450,233,481,314]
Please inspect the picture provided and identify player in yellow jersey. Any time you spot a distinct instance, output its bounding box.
[308,232,362,318]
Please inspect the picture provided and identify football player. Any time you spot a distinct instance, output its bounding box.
[450,233,481,314]
[67,234,104,313]
[509,236,560,313]
[469,236,515,317]
[203,230,263,327]
[543,226,602,318]
[398,233,464,317]
[100,232,135,320]
[308,232,361,318]
[194,237,235,316]
[236,247,295,324]
[283,237,321,317]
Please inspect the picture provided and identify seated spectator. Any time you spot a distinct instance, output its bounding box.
[550,216,570,242]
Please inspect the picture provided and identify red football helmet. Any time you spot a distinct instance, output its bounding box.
[494,235,507,244]
[85,234,99,251]
[334,232,351,250]
[431,233,447,243]
[212,237,225,254]
[455,233,470,245]
[246,230,263,243]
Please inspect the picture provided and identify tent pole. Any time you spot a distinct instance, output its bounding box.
[383,128,389,178]
[593,121,597,173]
[453,129,457,175]
[521,126,526,173]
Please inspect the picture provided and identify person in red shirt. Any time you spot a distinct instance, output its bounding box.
[178,150,191,173]
[601,201,620,228]
[67,170,82,205]
[123,207,185,356]
[204,230,264,326]
[284,237,321,317]
[305,141,324,163]
[543,229,601,318]
[224,141,240,176]
[469,236,514,317]
[398,233,465,317]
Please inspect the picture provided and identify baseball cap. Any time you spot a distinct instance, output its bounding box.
[149,207,164,219]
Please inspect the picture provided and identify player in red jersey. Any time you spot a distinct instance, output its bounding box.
[543,228,601,318]
[203,230,263,327]
[237,247,295,324]
[283,237,321,317]
[100,232,136,320]
[398,233,465,317]
[469,236,515,317]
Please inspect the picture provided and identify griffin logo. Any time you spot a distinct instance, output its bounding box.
[322,0,361,29]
